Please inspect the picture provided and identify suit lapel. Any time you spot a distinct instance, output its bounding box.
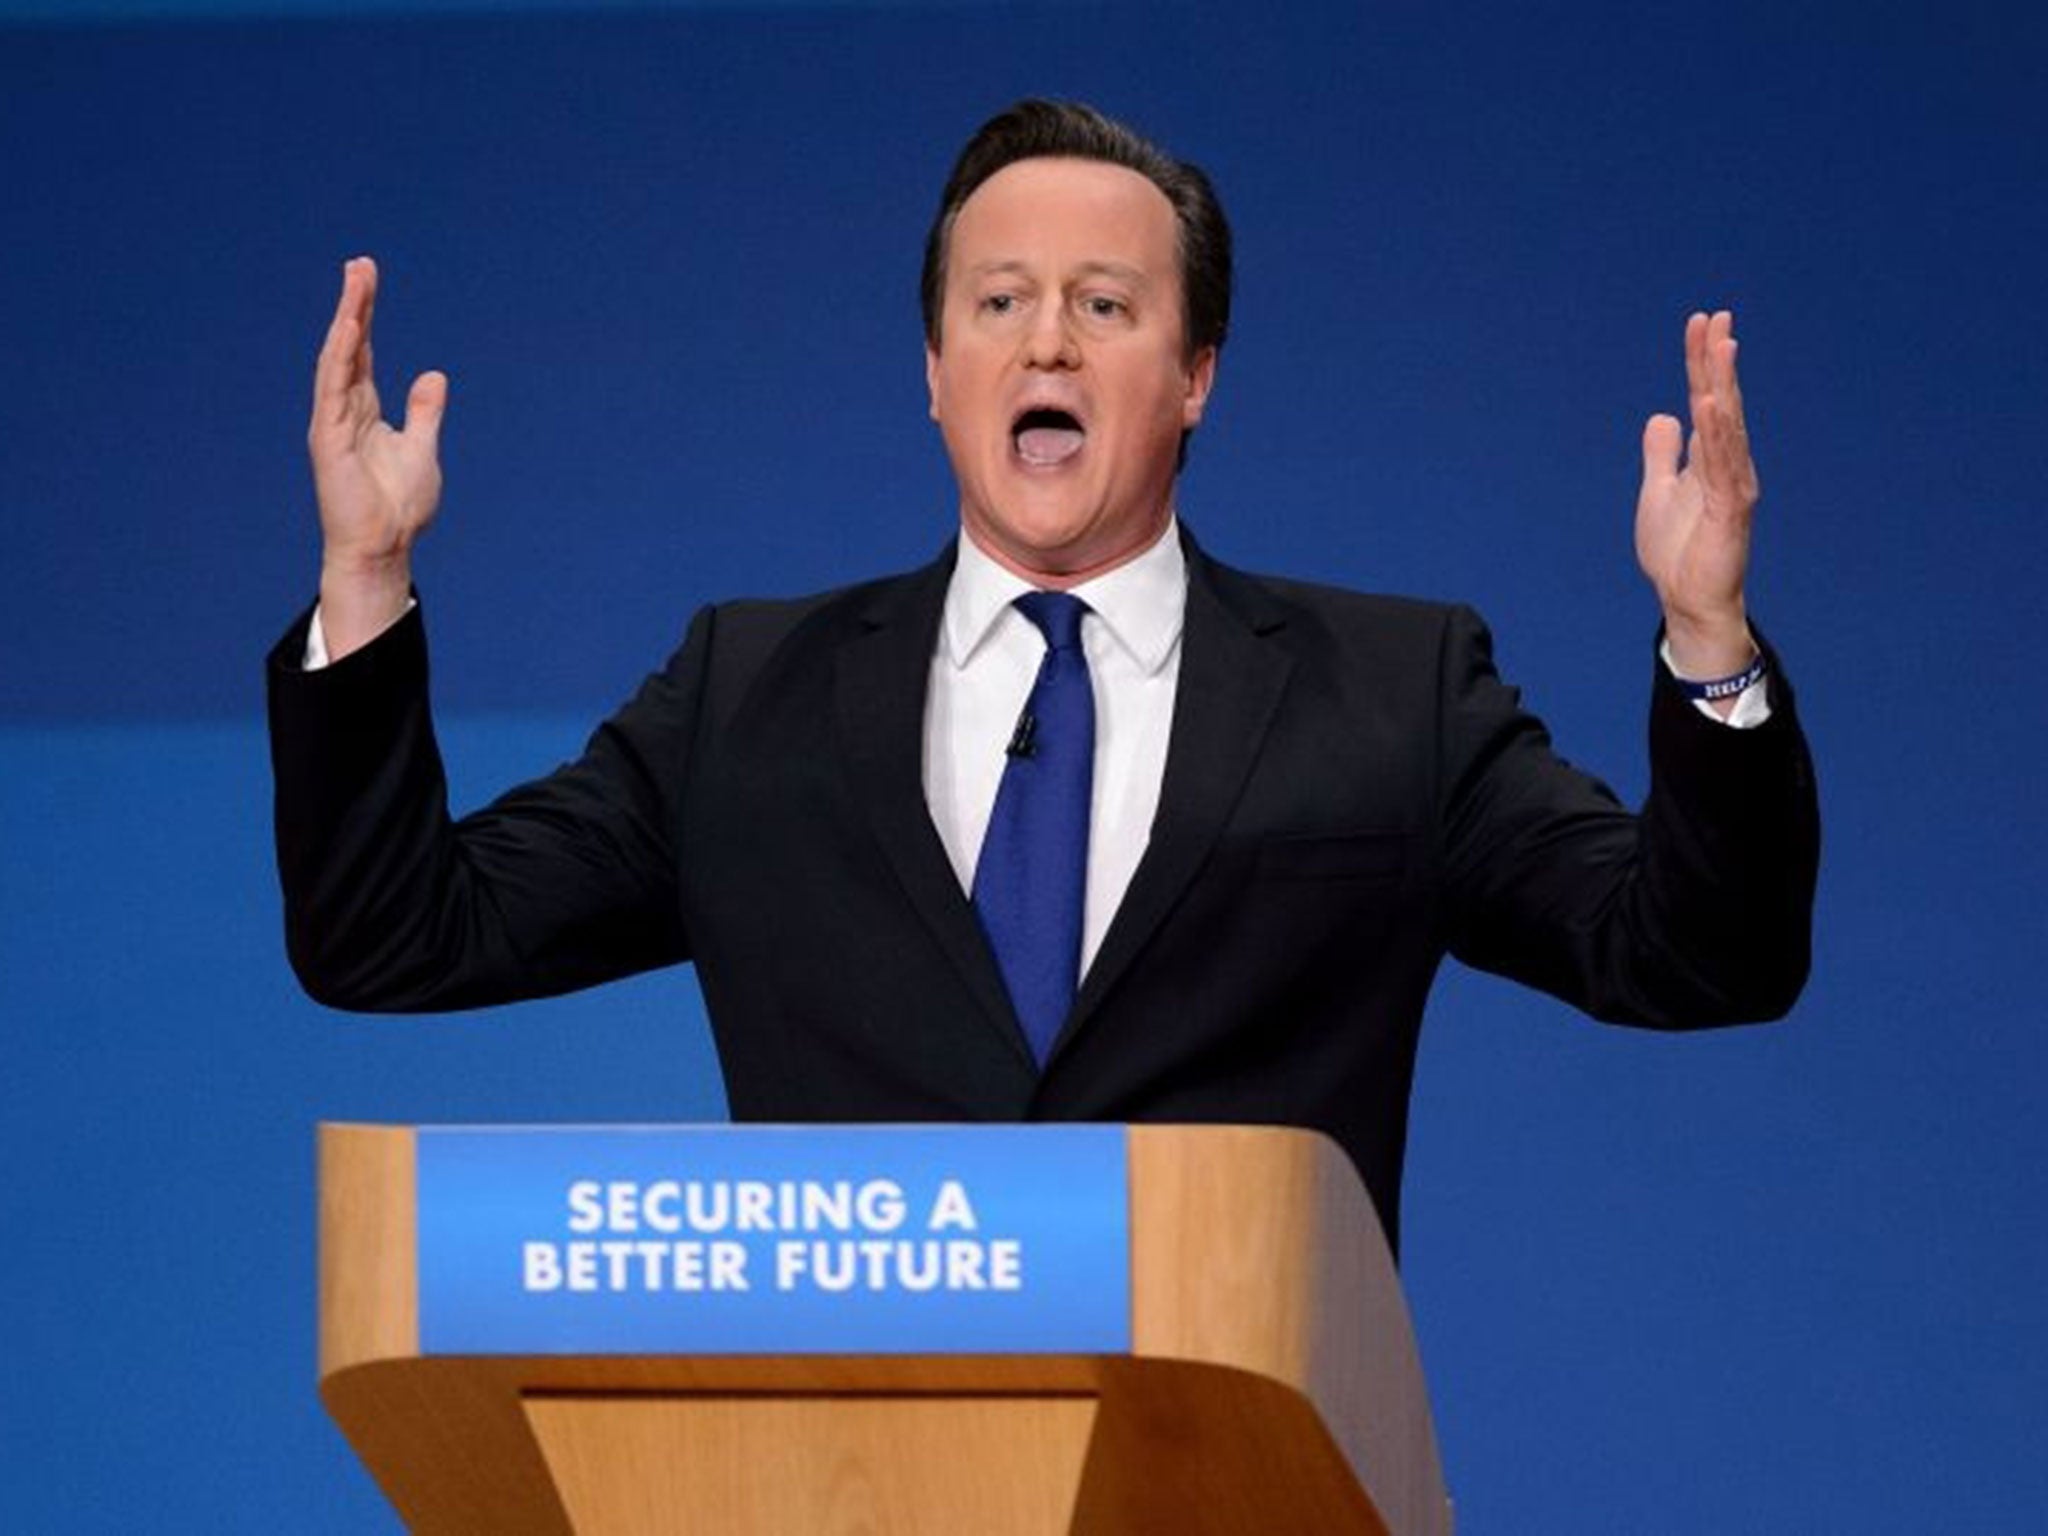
[1058,541,1293,1056]
[834,550,1037,1069]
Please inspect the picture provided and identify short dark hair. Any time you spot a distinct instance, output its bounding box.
[920,99,1233,363]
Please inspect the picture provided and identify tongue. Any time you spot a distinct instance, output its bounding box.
[1017,425,1085,466]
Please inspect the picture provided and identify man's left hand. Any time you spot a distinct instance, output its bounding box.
[1637,309,1760,683]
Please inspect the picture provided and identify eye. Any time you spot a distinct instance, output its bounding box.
[981,292,1019,315]
[1081,294,1129,320]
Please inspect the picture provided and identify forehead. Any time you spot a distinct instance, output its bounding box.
[947,157,1180,278]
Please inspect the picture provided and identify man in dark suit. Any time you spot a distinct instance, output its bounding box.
[272,102,1817,1250]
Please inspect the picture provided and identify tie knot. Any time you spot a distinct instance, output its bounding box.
[1014,590,1089,654]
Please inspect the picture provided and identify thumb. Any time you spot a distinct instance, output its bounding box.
[1640,413,1681,483]
[404,370,449,454]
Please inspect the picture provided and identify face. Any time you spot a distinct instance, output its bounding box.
[926,157,1217,586]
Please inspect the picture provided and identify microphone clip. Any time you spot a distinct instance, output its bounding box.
[1006,712,1038,759]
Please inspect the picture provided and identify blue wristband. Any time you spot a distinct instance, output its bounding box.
[1676,651,1768,702]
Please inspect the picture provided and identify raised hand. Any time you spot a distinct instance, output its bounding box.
[1635,310,1759,682]
[308,256,447,659]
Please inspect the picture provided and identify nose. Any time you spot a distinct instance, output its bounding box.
[1021,302,1080,370]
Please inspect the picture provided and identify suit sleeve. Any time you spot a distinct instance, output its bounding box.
[266,599,708,1011]
[1438,606,1820,1027]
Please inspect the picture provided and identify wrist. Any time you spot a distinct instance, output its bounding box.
[318,553,414,661]
[1661,606,1754,682]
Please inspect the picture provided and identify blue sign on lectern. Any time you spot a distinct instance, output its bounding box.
[415,1125,1130,1356]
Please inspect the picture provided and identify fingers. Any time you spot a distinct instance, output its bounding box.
[312,267,355,431]
[354,253,378,349]
[1713,319,1751,466]
[312,257,378,435]
[1682,309,1757,514]
[1683,310,1711,408]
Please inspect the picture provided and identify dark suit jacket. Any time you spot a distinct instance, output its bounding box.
[269,534,1818,1248]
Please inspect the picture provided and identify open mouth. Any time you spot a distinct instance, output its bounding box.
[1012,408,1086,468]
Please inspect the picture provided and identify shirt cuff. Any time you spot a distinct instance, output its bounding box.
[303,597,417,671]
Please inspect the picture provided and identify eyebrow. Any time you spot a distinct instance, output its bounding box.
[966,259,1151,287]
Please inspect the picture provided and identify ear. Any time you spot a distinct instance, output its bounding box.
[1180,345,1218,428]
[925,343,942,423]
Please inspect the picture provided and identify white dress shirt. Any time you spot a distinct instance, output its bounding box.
[924,521,1185,977]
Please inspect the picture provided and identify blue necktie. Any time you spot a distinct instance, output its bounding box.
[973,592,1095,1064]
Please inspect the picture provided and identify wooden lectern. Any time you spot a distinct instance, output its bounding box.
[320,1123,1450,1534]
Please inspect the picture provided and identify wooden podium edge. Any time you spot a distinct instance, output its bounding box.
[317,1123,1449,1535]
[1127,1125,1448,1536]
[319,1123,417,1377]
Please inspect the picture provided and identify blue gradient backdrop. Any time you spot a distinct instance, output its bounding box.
[3,2,2043,1530]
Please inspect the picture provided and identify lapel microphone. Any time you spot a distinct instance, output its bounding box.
[1006,712,1038,759]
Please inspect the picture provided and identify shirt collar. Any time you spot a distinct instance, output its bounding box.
[942,517,1188,676]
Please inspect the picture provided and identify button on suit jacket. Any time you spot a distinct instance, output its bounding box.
[269,532,1818,1249]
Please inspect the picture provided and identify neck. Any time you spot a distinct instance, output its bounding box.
[963,512,1175,590]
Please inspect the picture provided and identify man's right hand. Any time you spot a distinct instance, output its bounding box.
[308,256,447,660]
